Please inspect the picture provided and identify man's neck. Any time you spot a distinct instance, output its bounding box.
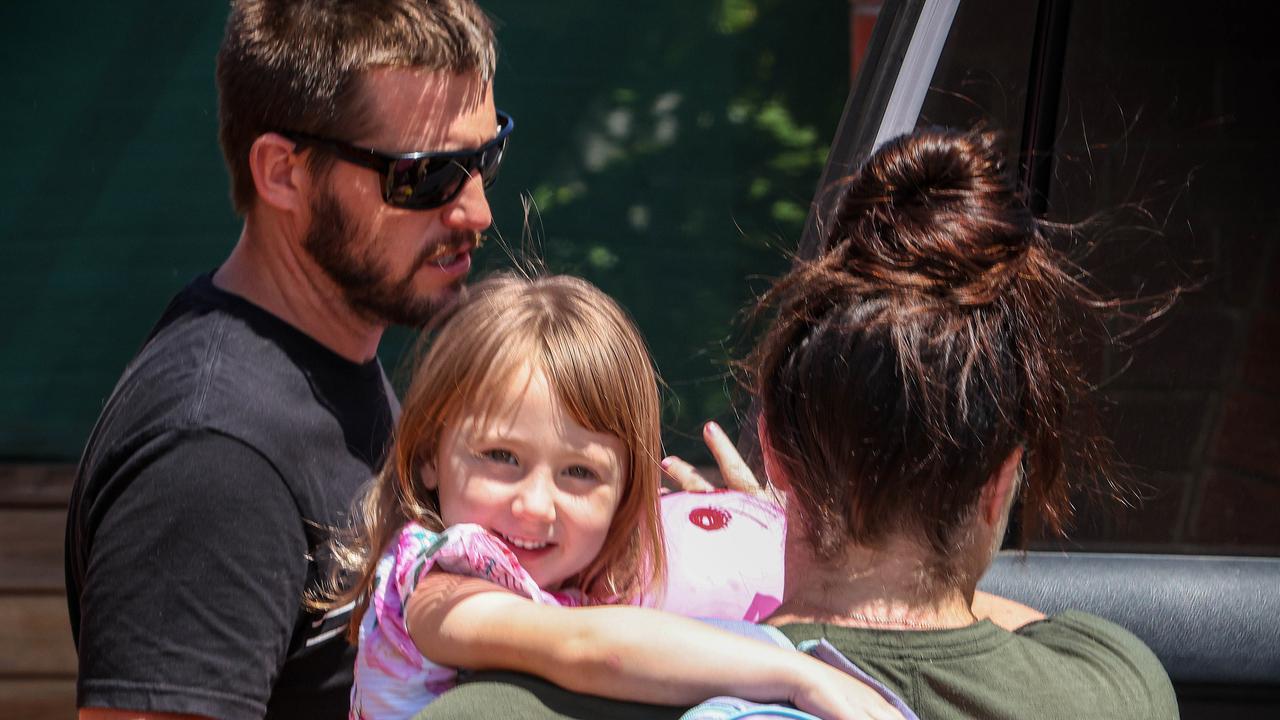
[770,506,980,630]
[214,217,384,363]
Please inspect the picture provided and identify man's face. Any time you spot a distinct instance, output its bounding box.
[302,69,498,327]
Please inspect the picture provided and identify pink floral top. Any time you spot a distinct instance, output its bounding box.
[350,522,584,720]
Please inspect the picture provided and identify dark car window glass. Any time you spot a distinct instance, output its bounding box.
[892,0,1279,554]
[915,0,1037,160]
[1035,0,1280,554]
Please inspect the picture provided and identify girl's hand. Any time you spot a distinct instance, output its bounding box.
[662,420,776,500]
[789,659,906,720]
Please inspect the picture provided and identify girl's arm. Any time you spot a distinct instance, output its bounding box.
[406,572,902,720]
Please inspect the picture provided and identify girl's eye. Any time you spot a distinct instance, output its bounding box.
[564,465,599,481]
[480,449,518,465]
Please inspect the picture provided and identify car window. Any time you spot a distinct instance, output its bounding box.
[916,0,1036,164]
[840,0,1279,555]
[1038,0,1280,554]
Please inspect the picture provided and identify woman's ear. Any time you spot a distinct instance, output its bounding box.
[980,447,1024,528]
[757,414,791,493]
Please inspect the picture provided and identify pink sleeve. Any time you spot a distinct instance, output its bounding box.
[368,523,583,671]
[427,523,574,603]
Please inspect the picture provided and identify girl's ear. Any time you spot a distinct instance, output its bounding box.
[419,460,439,491]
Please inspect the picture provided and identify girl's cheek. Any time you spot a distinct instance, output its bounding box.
[593,487,625,529]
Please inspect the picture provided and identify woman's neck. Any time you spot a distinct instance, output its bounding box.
[769,520,980,631]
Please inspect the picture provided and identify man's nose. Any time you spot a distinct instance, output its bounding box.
[440,173,493,231]
[511,469,557,525]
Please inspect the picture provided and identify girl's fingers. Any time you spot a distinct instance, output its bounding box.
[702,421,763,495]
[660,455,716,493]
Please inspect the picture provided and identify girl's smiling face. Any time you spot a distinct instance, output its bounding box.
[423,362,627,590]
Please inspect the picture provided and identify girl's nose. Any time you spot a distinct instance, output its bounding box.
[511,469,556,525]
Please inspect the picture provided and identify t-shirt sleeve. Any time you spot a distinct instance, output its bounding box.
[75,431,309,720]
[1019,610,1180,720]
[365,523,573,677]
[353,524,577,717]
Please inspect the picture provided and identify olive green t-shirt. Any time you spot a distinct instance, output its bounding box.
[778,610,1178,720]
[417,610,1177,719]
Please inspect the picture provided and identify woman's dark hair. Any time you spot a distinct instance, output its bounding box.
[752,127,1134,577]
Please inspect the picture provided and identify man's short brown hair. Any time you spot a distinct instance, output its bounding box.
[216,0,497,215]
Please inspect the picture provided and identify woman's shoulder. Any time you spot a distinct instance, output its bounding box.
[1015,610,1178,718]
[1017,608,1162,659]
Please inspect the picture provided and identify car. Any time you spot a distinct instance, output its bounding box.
[818,1,1280,717]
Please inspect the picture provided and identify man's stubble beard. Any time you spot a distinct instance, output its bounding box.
[302,188,467,328]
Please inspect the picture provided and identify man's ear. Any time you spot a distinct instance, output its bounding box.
[757,414,790,493]
[980,447,1024,528]
[248,132,311,212]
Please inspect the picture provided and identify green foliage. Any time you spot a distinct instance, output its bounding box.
[482,0,849,460]
[0,0,849,461]
[716,0,760,34]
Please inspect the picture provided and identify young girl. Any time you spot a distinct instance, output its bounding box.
[323,274,901,720]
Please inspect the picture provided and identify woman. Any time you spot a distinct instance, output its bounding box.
[419,127,1177,719]
[732,127,1177,718]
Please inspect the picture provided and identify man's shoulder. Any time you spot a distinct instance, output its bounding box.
[90,276,366,464]
[129,277,320,424]
[75,275,390,526]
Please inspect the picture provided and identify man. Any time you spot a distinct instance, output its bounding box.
[64,2,506,718]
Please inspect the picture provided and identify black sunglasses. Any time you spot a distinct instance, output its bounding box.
[281,110,513,210]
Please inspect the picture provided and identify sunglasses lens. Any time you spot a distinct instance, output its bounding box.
[386,157,466,209]
[381,121,509,209]
[479,140,507,188]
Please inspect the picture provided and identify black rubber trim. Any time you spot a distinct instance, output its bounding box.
[980,552,1280,686]
[1016,0,1073,214]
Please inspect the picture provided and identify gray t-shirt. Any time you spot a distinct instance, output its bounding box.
[67,273,398,720]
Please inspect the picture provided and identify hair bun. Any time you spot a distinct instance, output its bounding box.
[826,128,1036,305]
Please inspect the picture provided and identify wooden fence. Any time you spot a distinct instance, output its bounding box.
[1,464,77,719]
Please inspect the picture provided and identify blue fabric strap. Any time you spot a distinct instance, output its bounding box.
[680,619,920,720]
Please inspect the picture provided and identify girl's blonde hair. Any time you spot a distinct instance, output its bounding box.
[326,273,666,637]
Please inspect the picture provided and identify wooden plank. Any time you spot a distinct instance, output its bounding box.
[0,679,77,720]
[0,510,64,591]
[0,464,75,507]
[0,594,77,674]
